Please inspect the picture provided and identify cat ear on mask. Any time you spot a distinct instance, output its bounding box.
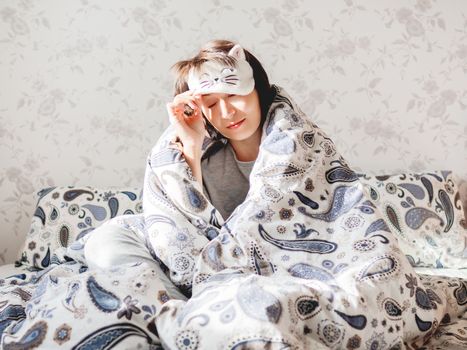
[228,44,247,60]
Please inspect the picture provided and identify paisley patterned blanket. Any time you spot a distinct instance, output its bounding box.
[0,232,169,349]
[0,84,465,349]
[144,84,467,349]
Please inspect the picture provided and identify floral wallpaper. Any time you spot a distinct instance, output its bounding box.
[0,0,466,264]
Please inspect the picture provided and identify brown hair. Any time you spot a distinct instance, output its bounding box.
[169,39,276,130]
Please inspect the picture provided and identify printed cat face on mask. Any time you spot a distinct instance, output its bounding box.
[187,44,255,96]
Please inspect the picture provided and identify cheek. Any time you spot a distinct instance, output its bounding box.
[231,99,248,111]
[244,98,261,119]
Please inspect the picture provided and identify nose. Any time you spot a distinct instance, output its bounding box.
[219,98,235,119]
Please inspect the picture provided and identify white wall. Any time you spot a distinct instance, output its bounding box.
[0,0,466,263]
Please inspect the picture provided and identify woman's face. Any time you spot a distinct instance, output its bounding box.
[197,88,262,141]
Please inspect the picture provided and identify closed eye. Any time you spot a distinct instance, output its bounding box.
[208,95,235,108]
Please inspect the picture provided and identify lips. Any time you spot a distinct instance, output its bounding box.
[227,118,246,129]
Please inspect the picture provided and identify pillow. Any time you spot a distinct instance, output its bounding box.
[17,186,143,269]
[358,171,467,268]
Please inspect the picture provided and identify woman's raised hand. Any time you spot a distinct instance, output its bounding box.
[166,89,206,152]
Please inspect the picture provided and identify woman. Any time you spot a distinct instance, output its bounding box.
[84,39,275,295]
[85,40,462,349]
[166,39,276,220]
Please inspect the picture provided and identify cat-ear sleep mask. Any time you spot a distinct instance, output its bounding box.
[187,44,255,96]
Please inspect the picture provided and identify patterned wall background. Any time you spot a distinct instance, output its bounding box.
[0,0,466,264]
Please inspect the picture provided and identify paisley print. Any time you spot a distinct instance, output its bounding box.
[288,263,335,281]
[325,165,359,184]
[121,191,138,201]
[63,189,94,201]
[300,130,315,148]
[398,183,425,200]
[40,248,50,268]
[453,281,467,306]
[420,176,434,204]
[357,255,400,282]
[35,187,55,204]
[415,287,435,310]
[236,279,282,323]
[175,329,200,350]
[33,206,46,225]
[385,205,403,234]
[294,191,319,209]
[86,276,121,313]
[381,298,403,320]
[299,185,363,222]
[184,184,207,212]
[219,305,236,324]
[259,224,337,254]
[334,310,367,330]
[353,239,376,252]
[319,139,336,157]
[72,323,153,350]
[0,305,26,336]
[358,170,465,269]
[295,296,320,320]
[3,321,48,350]
[438,189,454,232]
[317,320,345,347]
[368,186,379,201]
[202,241,226,272]
[262,130,296,155]
[49,206,59,221]
[405,207,442,230]
[260,185,283,203]
[107,197,118,218]
[58,225,69,247]
[257,163,305,179]
[293,223,319,239]
[250,244,275,276]
[414,314,432,332]
[82,204,107,221]
[365,218,391,236]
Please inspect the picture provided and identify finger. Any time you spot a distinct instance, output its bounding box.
[186,101,198,110]
[173,96,199,110]
[168,102,188,116]
[167,103,184,125]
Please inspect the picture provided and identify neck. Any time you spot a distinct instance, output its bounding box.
[229,129,262,162]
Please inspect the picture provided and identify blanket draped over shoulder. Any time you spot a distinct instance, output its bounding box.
[143,84,467,349]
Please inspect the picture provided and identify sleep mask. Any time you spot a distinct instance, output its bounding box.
[187,44,255,96]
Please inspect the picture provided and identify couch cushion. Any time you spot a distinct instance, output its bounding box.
[358,170,467,268]
[17,186,142,269]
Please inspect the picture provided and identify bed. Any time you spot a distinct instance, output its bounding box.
[0,168,466,349]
